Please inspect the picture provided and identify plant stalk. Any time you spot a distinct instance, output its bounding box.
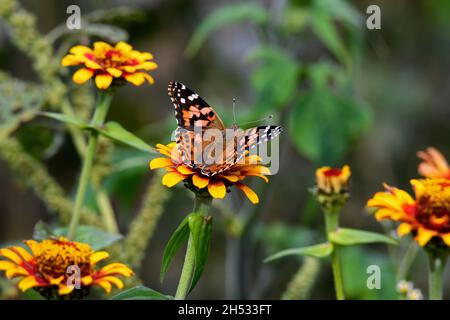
[67,91,113,239]
[324,208,345,300]
[174,196,212,300]
[428,251,447,300]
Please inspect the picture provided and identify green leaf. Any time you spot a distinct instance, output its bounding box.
[160,215,191,282]
[188,213,213,293]
[39,112,90,129]
[53,226,122,250]
[288,66,372,164]
[97,121,154,153]
[264,242,333,262]
[247,47,300,113]
[110,286,173,300]
[329,228,398,246]
[186,3,268,56]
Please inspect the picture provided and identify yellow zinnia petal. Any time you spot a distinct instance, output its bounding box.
[397,223,413,236]
[5,266,29,278]
[124,72,145,86]
[90,251,109,265]
[136,61,158,71]
[415,228,436,246]
[177,165,195,175]
[95,74,113,90]
[95,280,112,293]
[98,276,124,289]
[115,41,133,54]
[207,180,226,199]
[441,233,450,247]
[192,174,209,188]
[235,182,259,204]
[0,248,22,264]
[69,45,93,55]
[61,54,81,66]
[93,41,112,53]
[150,157,173,170]
[18,276,40,292]
[58,284,74,296]
[162,172,186,187]
[107,67,123,77]
[72,68,94,84]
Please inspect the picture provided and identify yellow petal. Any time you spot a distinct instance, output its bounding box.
[162,172,186,187]
[124,72,145,86]
[207,180,226,199]
[24,240,39,256]
[98,276,124,289]
[177,165,194,175]
[82,275,93,285]
[235,182,259,204]
[136,61,158,71]
[73,68,94,84]
[99,263,133,277]
[107,67,123,77]
[0,260,16,271]
[441,233,450,247]
[115,41,133,54]
[149,157,173,170]
[6,266,29,278]
[0,248,22,264]
[58,284,74,296]
[95,74,113,90]
[49,276,64,285]
[415,228,435,246]
[95,280,112,293]
[61,54,81,66]
[397,223,413,236]
[90,251,109,265]
[69,45,93,55]
[18,276,40,292]
[220,175,239,182]
[192,174,209,189]
[142,73,155,84]
[93,41,112,53]
[137,52,153,60]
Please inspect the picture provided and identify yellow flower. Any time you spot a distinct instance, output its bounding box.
[149,142,271,204]
[0,237,133,298]
[316,165,351,194]
[417,147,450,179]
[367,179,450,247]
[61,41,157,90]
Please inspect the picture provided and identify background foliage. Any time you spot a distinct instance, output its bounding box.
[0,0,449,299]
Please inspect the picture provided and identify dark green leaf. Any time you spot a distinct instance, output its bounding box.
[247,47,300,113]
[160,215,191,282]
[188,213,213,293]
[186,3,268,56]
[53,226,122,250]
[98,121,154,153]
[329,228,398,246]
[288,68,372,164]
[264,242,333,262]
[110,286,173,300]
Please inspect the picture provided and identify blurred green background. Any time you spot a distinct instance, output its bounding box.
[0,0,449,299]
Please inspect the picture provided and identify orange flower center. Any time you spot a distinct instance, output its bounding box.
[415,180,450,232]
[33,238,93,280]
[86,50,137,69]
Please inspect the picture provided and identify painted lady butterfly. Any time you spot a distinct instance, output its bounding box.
[168,82,282,177]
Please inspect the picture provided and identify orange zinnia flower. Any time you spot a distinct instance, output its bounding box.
[149,142,271,204]
[417,147,450,179]
[61,41,157,90]
[0,237,133,298]
[367,179,450,247]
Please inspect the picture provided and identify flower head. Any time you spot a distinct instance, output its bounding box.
[61,41,157,90]
[0,237,133,298]
[417,147,450,179]
[149,142,271,204]
[316,165,351,194]
[314,165,351,210]
[367,179,450,248]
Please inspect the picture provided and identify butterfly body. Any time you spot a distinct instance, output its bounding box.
[168,82,282,177]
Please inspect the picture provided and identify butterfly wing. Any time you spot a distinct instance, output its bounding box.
[200,125,283,176]
[168,82,225,130]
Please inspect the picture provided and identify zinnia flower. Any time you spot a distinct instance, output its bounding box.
[417,147,450,179]
[61,41,157,90]
[316,165,351,194]
[0,237,133,298]
[367,179,450,247]
[149,142,271,204]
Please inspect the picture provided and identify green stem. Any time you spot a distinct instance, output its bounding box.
[324,208,345,300]
[67,91,113,239]
[174,196,212,300]
[428,251,447,300]
[397,242,419,281]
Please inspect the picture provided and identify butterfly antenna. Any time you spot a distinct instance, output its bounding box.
[239,114,274,126]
